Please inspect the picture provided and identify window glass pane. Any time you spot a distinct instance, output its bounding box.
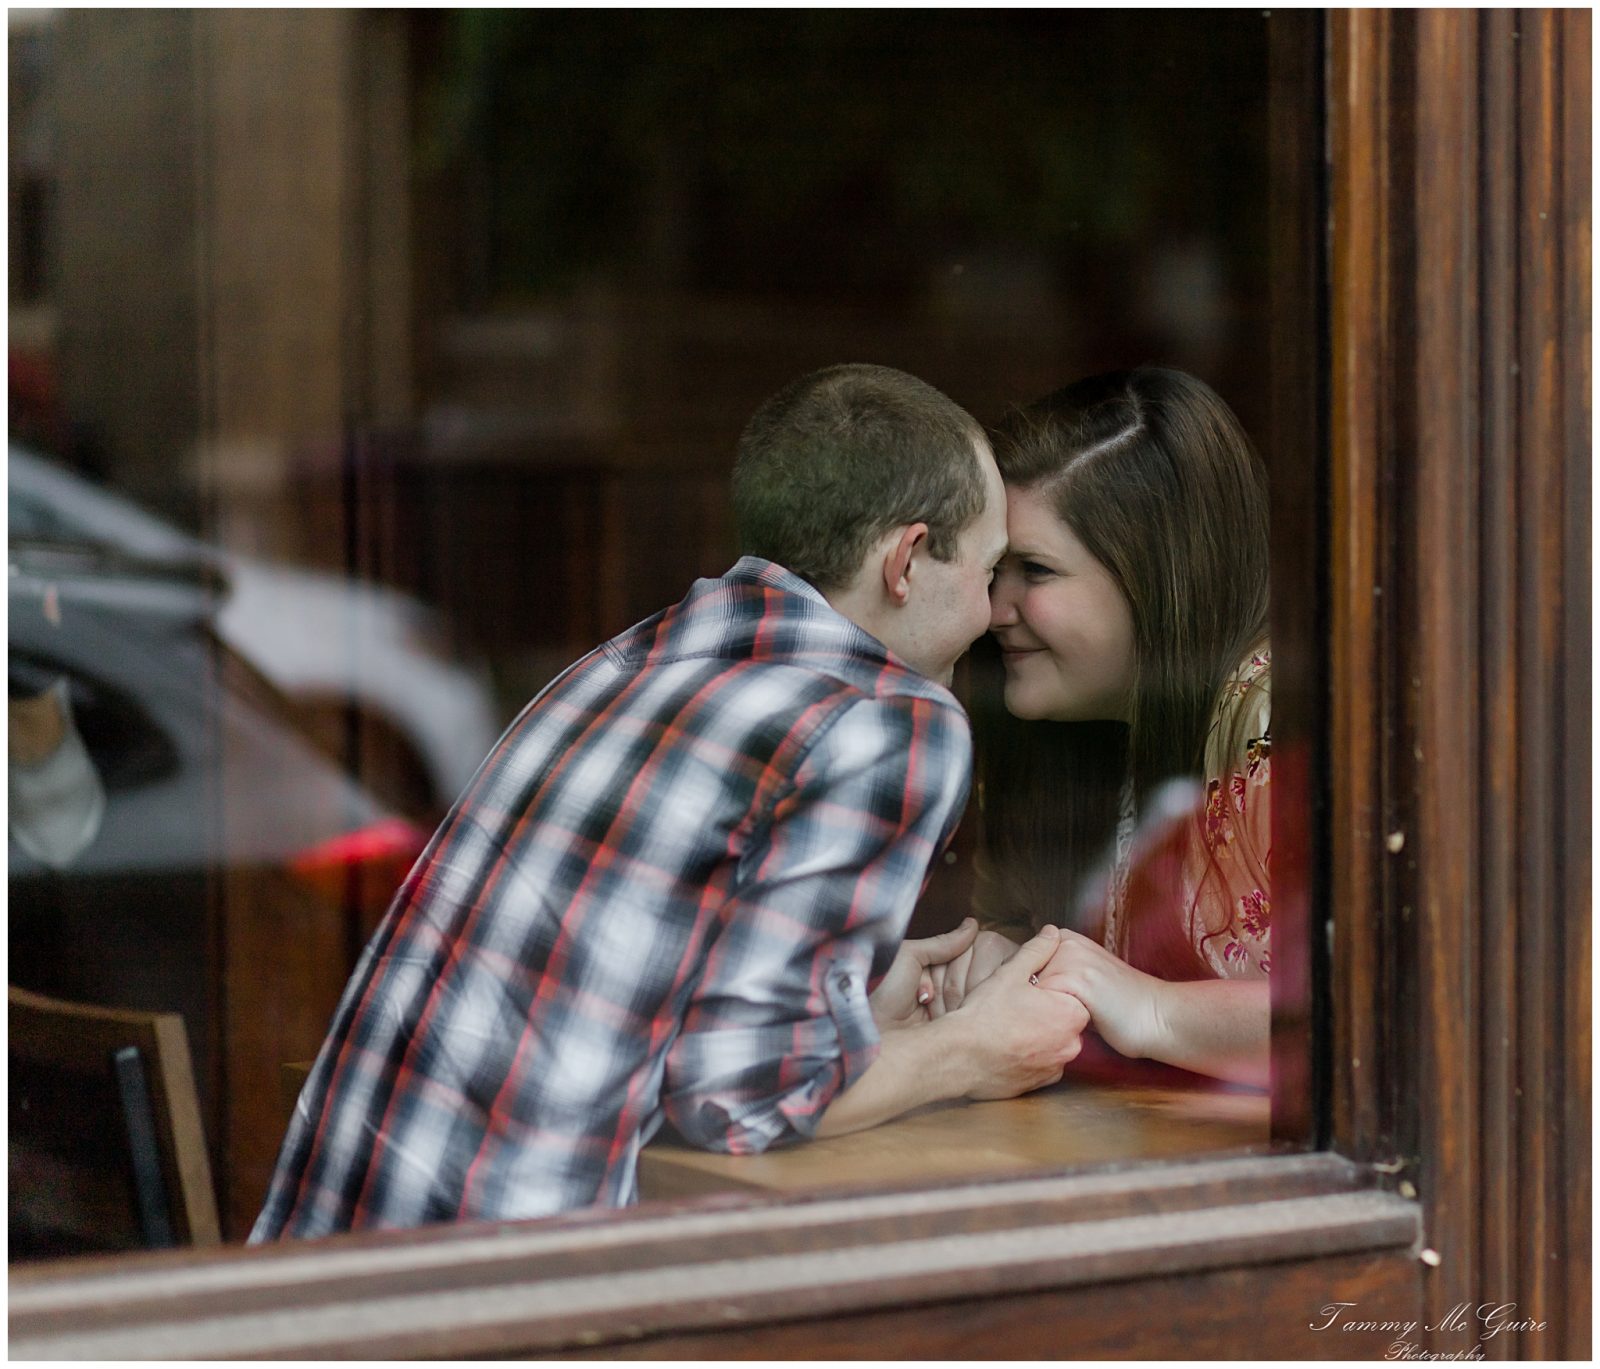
[9,9,1309,1252]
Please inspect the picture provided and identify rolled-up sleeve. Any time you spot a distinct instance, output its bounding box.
[660,692,971,1153]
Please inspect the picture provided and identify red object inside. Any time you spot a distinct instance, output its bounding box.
[288,817,430,914]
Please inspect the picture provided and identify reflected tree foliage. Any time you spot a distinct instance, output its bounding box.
[417,11,1268,307]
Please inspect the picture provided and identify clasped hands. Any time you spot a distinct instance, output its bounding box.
[871,919,1171,1083]
[866,919,1089,1100]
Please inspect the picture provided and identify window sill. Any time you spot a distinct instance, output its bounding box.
[12,1152,1420,1359]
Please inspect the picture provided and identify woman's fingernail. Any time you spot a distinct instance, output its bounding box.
[917,988,932,1004]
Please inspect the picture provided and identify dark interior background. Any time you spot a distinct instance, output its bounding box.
[9,9,1278,1240]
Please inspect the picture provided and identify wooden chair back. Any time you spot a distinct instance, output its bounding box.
[9,985,220,1259]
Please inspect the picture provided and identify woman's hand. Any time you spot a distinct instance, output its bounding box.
[868,918,980,1031]
[1034,928,1171,1062]
[925,929,1021,1017]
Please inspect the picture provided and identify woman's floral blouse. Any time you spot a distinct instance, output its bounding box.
[977,647,1273,983]
[1184,647,1272,977]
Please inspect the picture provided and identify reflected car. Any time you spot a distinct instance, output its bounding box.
[8,541,432,1211]
[8,444,500,816]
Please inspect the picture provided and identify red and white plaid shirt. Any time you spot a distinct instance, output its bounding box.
[252,557,971,1236]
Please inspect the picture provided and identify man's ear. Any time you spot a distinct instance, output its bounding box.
[880,523,930,606]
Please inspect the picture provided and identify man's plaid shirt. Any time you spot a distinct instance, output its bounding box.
[252,557,972,1237]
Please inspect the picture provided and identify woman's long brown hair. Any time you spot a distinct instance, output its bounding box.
[975,367,1269,946]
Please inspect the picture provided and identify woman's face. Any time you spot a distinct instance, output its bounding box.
[989,483,1137,722]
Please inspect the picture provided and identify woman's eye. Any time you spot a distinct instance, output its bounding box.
[1021,560,1054,581]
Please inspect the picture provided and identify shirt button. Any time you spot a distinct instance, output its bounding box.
[835,973,853,993]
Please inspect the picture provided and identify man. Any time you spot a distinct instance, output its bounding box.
[253,364,1087,1238]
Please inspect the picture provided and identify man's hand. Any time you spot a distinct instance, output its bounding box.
[868,917,980,1031]
[943,925,1090,1100]
[817,925,1089,1139]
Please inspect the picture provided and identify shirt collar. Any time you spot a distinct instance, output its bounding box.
[723,555,832,607]
[640,555,898,675]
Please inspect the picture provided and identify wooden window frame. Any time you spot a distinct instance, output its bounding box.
[11,11,1588,1358]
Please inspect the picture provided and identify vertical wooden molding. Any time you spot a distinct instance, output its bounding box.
[1514,13,1558,1353]
[1556,13,1592,1355]
[1331,8,1590,1357]
[1328,6,1394,1165]
[1411,9,1482,1344]
[1508,9,1588,1357]
[1475,9,1520,1355]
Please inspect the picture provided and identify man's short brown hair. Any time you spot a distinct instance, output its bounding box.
[731,363,989,590]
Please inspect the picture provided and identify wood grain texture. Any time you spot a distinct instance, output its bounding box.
[9,1156,1416,1360]
[1330,8,1591,1358]
[1510,11,1589,1357]
[1328,8,1395,1166]
[1474,13,1519,1356]
[1411,8,1482,1343]
[1556,12,1592,1353]
[640,1081,1269,1200]
[565,1249,1424,1361]
[1513,14,1560,1354]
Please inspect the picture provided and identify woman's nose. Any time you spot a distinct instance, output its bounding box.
[988,579,1019,629]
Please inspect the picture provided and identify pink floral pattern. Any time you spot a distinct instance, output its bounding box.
[1238,889,1270,939]
[1204,780,1234,846]
[1183,649,1272,979]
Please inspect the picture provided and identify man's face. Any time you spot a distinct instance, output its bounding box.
[895,440,1009,685]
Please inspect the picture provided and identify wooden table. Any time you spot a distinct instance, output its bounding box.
[639,1079,1271,1201]
[282,1063,1271,1203]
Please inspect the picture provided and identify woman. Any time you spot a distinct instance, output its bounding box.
[944,367,1271,1087]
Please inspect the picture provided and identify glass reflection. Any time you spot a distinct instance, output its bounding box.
[9,8,1291,1252]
